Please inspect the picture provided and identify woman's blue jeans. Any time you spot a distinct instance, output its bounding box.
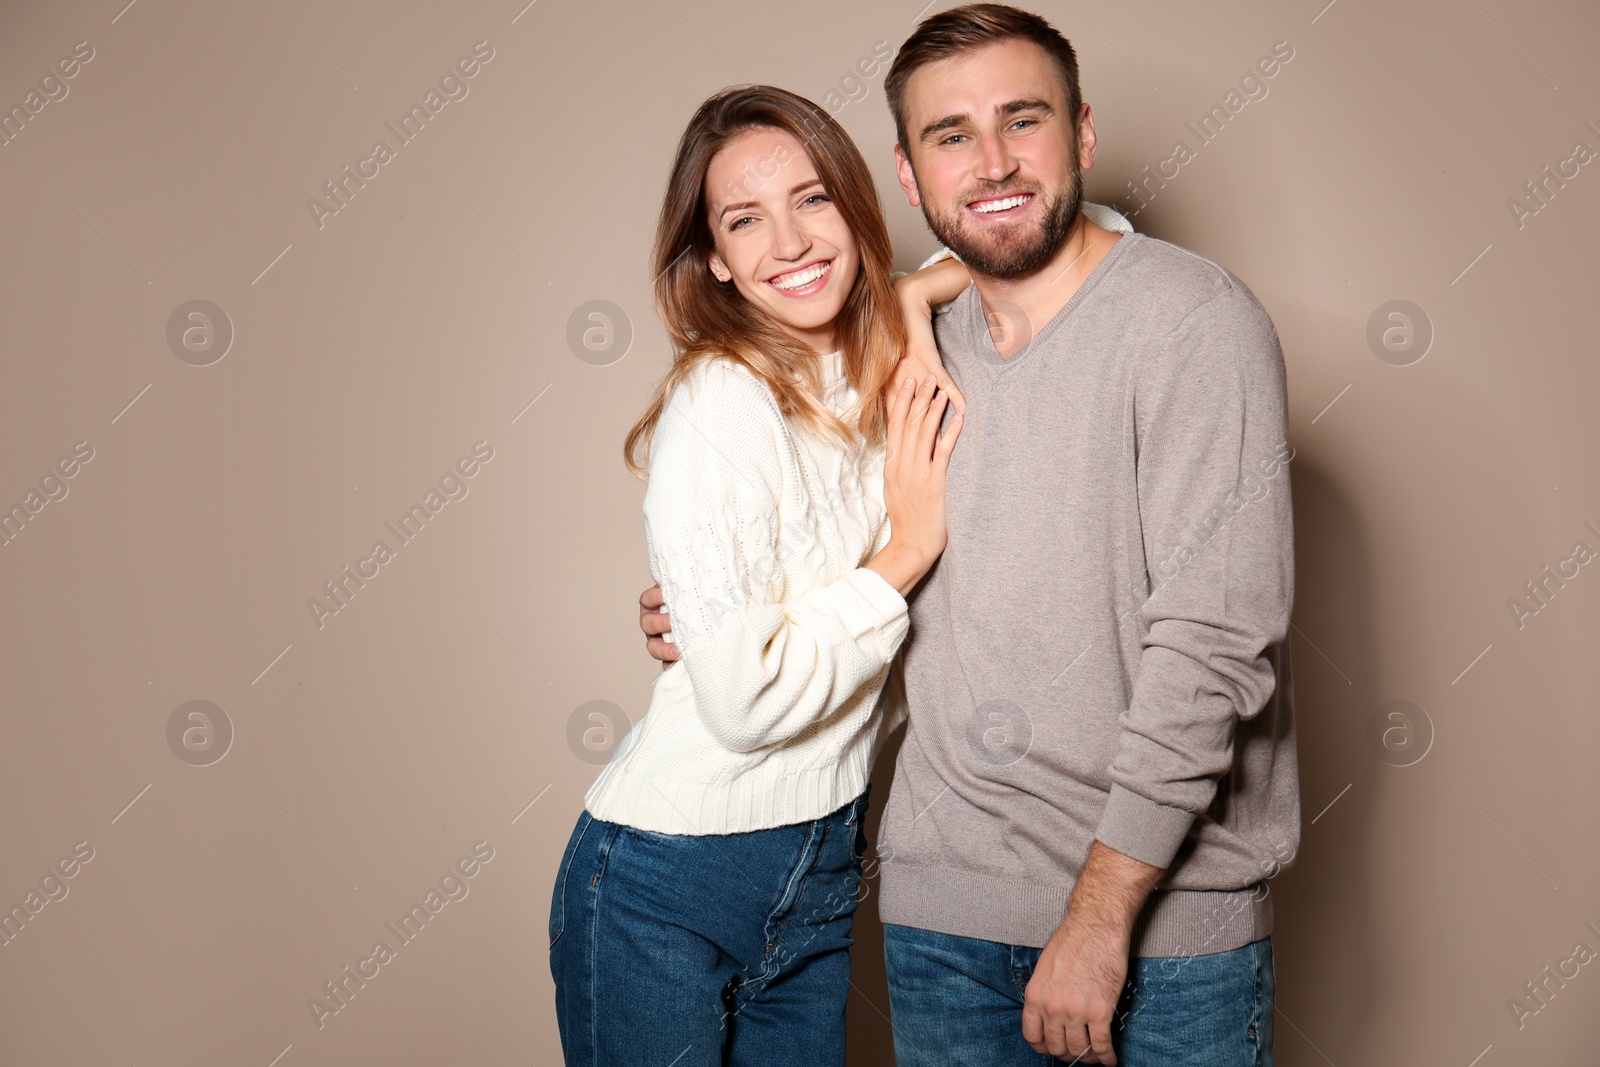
[548,787,870,1066]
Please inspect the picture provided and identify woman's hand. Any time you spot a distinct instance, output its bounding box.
[867,373,963,597]
[893,257,972,414]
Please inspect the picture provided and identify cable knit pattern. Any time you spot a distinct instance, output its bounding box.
[584,350,911,835]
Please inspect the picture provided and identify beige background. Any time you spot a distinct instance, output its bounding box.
[1,0,1597,1063]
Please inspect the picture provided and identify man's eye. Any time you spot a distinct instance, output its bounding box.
[1011,118,1037,130]
[940,134,967,146]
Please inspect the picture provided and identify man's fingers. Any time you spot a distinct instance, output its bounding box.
[639,583,664,611]
[1021,1003,1045,1047]
[1088,1013,1117,1065]
[1062,1022,1096,1063]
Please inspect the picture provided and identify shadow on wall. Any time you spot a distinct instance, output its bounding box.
[848,725,905,1065]
[1266,453,1378,1063]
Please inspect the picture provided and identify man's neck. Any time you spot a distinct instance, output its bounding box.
[970,215,1122,360]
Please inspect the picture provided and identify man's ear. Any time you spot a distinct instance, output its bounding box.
[894,144,923,208]
[1077,102,1098,173]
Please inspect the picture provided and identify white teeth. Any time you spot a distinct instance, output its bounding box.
[972,194,1030,213]
[772,262,830,290]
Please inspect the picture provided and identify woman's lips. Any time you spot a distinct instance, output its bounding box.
[767,260,833,297]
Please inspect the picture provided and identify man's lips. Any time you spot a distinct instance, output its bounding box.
[966,192,1035,219]
[766,259,833,296]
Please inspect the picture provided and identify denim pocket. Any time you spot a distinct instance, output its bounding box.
[548,812,592,950]
[1247,936,1276,1062]
[844,787,871,864]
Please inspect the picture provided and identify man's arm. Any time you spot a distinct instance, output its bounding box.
[1023,283,1294,1064]
[1022,840,1162,1063]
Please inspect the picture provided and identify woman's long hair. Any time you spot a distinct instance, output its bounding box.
[624,85,907,479]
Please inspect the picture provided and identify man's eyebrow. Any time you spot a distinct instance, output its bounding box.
[716,179,824,220]
[1000,97,1054,117]
[918,98,1056,142]
[918,113,971,142]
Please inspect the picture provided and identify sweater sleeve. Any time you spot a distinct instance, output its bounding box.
[644,362,911,754]
[1092,286,1295,870]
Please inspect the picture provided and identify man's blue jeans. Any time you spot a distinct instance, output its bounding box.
[548,787,870,1066]
[884,923,1275,1066]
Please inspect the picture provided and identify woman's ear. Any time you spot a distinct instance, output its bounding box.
[708,254,732,283]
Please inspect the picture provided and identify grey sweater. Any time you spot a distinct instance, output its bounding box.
[876,231,1300,958]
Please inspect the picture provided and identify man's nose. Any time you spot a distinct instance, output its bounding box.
[978,132,1018,183]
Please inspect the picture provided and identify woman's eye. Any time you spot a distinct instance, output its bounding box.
[803,194,830,207]
[729,216,755,231]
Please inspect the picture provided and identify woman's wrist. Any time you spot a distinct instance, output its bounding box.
[893,275,936,319]
[866,539,934,598]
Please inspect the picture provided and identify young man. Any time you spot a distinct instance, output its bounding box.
[641,5,1298,1064]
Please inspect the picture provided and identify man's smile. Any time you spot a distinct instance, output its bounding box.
[966,192,1035,219]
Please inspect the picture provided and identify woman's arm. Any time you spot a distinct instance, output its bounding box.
[645,364,914,754]
[893,255,972,413]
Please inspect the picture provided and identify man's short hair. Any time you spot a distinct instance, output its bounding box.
[885,3,1083,152]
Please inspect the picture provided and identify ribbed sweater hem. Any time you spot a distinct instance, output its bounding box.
[879,861,1273,958]
[583,739,874,835]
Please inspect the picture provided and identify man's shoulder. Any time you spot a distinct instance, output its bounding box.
[1116,234,1274,336]
[930,284,981,355]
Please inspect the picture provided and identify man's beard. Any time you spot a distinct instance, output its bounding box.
[920,161,1084,280]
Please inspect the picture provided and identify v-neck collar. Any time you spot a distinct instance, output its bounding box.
[964,231,1139,370]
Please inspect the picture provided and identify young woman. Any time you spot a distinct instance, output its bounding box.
[547,85,967,1066]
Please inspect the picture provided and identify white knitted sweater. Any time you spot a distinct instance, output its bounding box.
[584,349,911,834]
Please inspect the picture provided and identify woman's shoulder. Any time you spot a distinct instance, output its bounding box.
[667,354,784,420]
[652,355,790,462]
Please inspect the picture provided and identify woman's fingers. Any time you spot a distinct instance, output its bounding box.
[906,374,938,433]
[887,371,963,481]
[935,406,964,462]
[886,372,915,462]
[916,389,949,459]
[933,366,966,414]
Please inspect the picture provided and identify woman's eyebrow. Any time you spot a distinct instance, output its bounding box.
[717,179,823,219]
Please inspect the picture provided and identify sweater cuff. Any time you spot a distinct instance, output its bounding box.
[1093,783,1197,870]
[830,566,911,662]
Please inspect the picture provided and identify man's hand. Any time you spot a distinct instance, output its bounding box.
[639,584,679,669]
[1022,840,1164,1063]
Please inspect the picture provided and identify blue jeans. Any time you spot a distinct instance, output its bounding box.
[884,923,1274,1066]
[548,787,870,1066]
